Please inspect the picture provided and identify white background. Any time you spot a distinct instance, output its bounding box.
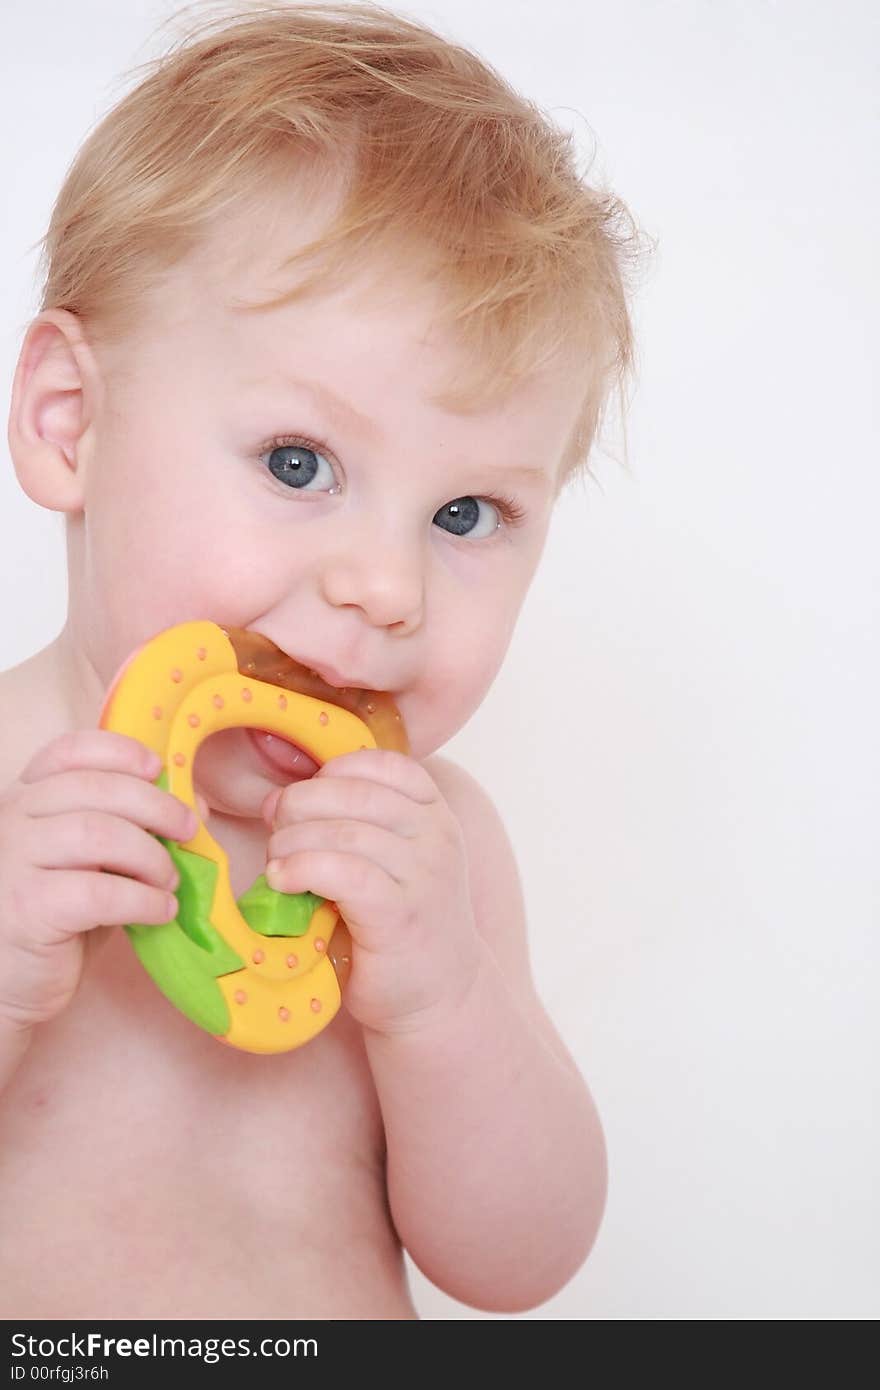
[1,1,877,1319]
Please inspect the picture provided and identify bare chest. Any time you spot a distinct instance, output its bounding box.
[0,747,405,1316]
[0,926,403,1316]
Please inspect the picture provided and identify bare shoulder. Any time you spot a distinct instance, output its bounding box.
[0,663,30,786]
[422,753,513,850]
[423,752,582,1071]
[423,754,534,996]
[0,650,64,789]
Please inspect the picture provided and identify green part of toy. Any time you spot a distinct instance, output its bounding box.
[165,838,222,951]
[237,877,324,937]
[125,917,243,1036]
[127,770,326,1035]
[153,768,325,941]
[164,839,324,941]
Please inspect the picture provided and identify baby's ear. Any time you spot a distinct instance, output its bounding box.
[6,309,101,513]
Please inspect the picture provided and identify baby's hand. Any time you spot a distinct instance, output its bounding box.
[261,750,481,1035]
[0,730,198,1035]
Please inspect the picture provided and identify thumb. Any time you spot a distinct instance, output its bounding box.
[261,786,283,826]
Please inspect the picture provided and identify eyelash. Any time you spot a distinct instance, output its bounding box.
[258,433,528,531]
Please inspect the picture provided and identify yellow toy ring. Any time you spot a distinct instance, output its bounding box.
[98,620,408,1054]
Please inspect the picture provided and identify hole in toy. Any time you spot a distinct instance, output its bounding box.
[190,727,320,799]
[246,727,321,779]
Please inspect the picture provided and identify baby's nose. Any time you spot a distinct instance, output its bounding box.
[319,540,425,633]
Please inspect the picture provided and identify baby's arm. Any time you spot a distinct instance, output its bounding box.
[362,756,606,1312]
[266,749,606,1311]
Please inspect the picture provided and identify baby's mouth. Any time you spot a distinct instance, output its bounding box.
[246,728,320,780]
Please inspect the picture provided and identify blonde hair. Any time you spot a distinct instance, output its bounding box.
[35,1,652,486]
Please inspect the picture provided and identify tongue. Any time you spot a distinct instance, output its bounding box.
[253,730,320,778]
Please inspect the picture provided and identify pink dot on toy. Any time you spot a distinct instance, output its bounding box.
[173,752,186,767]
[171,668,183,683]
[212,694,224,709]
[286,954,298,969]
[152,706,163,720]
[196,647,207,660]
[319,711,329,726]
[187,713,201,728]
[241,688,252,702]
[278,1007,291,1023]
[234,989,247,1005]
[252,949,265,964]
[278,694,288,710]
[310,998,322,1014]
[314,938,326,953]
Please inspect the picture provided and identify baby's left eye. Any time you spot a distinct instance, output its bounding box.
[433,496,502,540]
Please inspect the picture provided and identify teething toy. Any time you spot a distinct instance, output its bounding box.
[98,620,408,1055]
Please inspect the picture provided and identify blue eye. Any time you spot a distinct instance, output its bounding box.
[433,496,501,540]
[259,436,525,538]
[265,442,335,491]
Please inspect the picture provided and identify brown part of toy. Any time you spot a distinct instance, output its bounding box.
[222,626,410,756]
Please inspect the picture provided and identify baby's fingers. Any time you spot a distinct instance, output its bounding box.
[24,811,181,892]
[265,849,402,944]
[27,867,178,937]
[21,769,197,845]
[17,730,159,784]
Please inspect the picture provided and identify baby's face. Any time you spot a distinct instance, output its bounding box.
[73,188,583,817]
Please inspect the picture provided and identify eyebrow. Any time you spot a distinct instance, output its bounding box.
[249,372,552,488]
[287,375,383,445]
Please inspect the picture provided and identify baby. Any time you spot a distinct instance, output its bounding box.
[0,2,639,1318]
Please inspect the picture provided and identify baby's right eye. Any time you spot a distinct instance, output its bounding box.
[263,439,337,491]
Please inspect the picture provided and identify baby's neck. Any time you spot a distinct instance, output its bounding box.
[3,629,93,735]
